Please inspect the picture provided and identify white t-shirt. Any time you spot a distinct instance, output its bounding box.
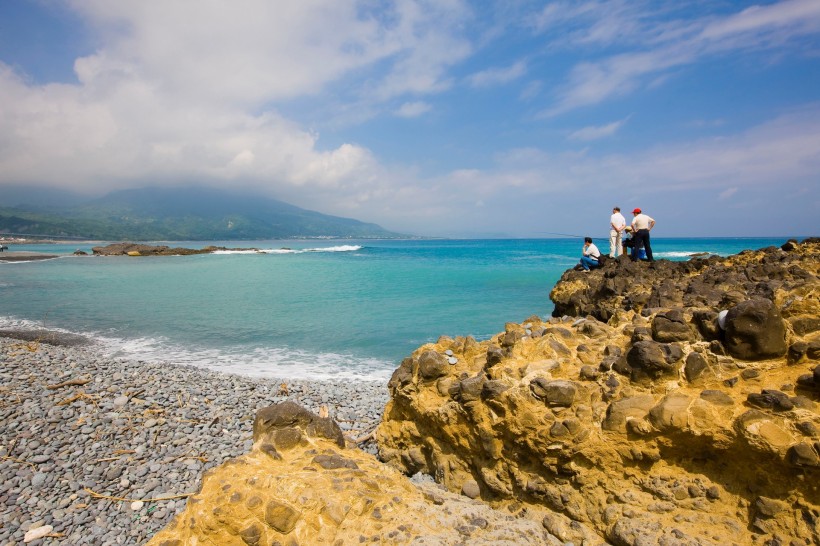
[610,212,626,232]
[632,213,655,231]
[584,243,600,259]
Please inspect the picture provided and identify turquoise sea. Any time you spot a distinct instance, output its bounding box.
[0,237,795,381]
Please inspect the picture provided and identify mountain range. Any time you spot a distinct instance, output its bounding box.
[0,186,403,240]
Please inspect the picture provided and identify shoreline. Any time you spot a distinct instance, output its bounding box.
[0,336,388,545]
[0,320,396,382]
[0,251,61,262]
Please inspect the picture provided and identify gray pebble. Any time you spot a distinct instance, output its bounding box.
[31,474,48,488]
[0,338,388,545]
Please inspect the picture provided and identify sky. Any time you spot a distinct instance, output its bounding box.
[0,0,818,238]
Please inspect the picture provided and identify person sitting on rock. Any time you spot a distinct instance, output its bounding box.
[580,237,601,271]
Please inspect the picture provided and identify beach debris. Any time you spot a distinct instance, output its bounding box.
[278,382,289,396]
[46,377,91,390]
[84,488,191,503]
[351,428,376,444]
[24,525,53,543]
[56,391,98,407]
[318,405,329,418]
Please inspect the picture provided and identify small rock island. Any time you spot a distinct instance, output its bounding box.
[91,243,258,256]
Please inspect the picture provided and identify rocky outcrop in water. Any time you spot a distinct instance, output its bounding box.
[376,238,820,545]
[91,243,255,256]
[550,238,819,328]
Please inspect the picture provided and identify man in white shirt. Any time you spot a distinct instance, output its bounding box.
[630,208,655,261]
[580,237,601,271]
[609,206,626,257]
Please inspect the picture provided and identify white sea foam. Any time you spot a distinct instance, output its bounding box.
[212,245,363,255]
[95,336,393,382]
[0,316,68,332]
[0,317,391,381]
[654,251,721,259]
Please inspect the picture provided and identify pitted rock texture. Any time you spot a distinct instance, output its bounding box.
[377,239,820,546]
[549,237,820,329]
[147,401,563,545]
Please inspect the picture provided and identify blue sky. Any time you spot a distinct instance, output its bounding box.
[0,0,818,238]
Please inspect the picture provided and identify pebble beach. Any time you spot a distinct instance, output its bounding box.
[0,333,389,545]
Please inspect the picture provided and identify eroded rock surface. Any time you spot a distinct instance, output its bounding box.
[377,239,820,545]
[148,401,563,545]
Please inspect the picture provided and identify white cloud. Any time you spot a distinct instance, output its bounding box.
[519,80,542,101]
[467,60,526,87]
[539,0,820,115]
[67,0,423,104]
[395,101,432,118]
[0,0,817,237]
[0,0,473,215]
[568,116,630,141]
[698,0,820,42]
[405,104,820,234]
[718,187,739,200]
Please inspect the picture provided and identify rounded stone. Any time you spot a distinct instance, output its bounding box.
[461,480,481,499]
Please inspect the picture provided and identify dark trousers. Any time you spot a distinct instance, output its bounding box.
[631,229,653,261]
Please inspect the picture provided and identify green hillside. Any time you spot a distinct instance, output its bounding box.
[0,187,403,240]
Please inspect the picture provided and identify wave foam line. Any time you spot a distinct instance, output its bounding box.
[0,316,392,381]
[654,251,722,258]
[213,245,363,255]
[97,337,392,381]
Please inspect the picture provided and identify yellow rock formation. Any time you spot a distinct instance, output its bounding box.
[148,402,561,545]
[377,240,820,545]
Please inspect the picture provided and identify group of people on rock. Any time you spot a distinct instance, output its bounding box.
[579,206,655,271]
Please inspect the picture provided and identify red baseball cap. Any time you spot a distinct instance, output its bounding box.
[632,208,641,214]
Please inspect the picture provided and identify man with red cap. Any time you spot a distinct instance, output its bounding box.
[630,208,655,261]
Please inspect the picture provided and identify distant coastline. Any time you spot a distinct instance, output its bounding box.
[2,234,813,245]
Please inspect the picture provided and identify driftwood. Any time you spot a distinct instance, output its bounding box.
[46,378,91,390]
[84,487,192,503]
[346,428,376,445]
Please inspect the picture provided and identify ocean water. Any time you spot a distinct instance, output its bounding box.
[0,237,795,381]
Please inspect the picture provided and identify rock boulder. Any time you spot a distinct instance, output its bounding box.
[724,298,787,360]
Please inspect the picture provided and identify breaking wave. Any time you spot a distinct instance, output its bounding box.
[212,245,363,255]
